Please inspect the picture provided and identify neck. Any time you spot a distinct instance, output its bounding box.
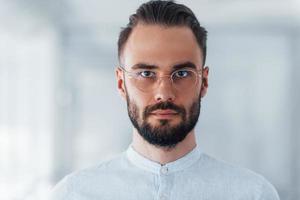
[131,129,197,165]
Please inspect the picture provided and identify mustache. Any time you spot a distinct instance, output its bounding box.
[143,102,186,118]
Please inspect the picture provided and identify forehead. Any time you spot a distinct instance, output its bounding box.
[122,24,203,70]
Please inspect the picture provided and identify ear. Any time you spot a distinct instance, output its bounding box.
[200,66,209,98]
[115,67,127,100]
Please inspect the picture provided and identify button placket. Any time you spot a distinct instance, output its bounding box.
[157,165,170,200]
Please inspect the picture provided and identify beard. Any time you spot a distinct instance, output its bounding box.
[126,92,201,149]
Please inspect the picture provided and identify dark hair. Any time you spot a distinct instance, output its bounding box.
[118,0,208,66]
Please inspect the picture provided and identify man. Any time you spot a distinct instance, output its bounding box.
[51,1,280,199]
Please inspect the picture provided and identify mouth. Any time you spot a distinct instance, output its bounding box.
[149,109,179,119]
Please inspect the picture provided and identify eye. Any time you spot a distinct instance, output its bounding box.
[174,70,189,78]
[138,70,156,78]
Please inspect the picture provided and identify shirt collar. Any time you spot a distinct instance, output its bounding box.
[126,144,202,174]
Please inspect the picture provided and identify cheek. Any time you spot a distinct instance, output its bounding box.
[182,89,201,111]
[127,87,153,113]
[126,80,152,101]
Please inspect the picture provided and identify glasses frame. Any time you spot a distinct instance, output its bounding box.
[119,66,202,93]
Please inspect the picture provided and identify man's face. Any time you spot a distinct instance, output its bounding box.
[116,24,209,149]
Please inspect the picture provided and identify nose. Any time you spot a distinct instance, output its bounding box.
[154,77,176,102]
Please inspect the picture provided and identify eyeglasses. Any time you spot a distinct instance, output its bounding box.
[119,66,202,93]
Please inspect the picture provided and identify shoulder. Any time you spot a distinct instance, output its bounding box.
[70,152,127,180]
[50,152,128,200]
[198,153,269,182]
[193,153,280,199]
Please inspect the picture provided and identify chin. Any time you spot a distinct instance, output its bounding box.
[149,119,181,129]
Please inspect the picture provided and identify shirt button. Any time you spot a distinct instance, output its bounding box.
[160,166,168,175]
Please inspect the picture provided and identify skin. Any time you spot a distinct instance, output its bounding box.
[116,24,209,164]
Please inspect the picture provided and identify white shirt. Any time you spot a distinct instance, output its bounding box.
[51,145,280,200]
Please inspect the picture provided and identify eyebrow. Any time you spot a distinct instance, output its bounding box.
[131,63,158,70]
[172,61,197,71]
[130,61,197,71]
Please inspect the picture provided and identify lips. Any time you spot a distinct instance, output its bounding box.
[150,110,178,119]
[151,110,178,115]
